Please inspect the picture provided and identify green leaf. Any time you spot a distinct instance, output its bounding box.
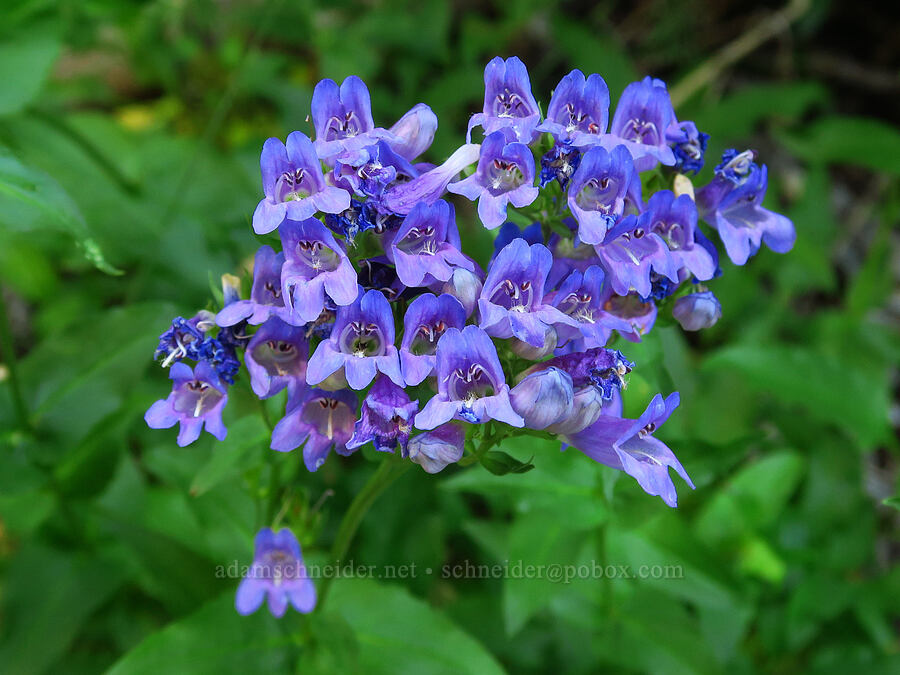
[0,148,119,273]
[691,82,828,143]
[0,20,60,116]
[479,450,534,475]
[328,578,506,675]
[105,592,296,675]
[0,546,126,675]
[703,345,890,448]
[190,416,270,496]
[443,437,607,527]
[502,512,586,636]
[779,116,900,175]
[882,497,900,511]
[696,451,805,546]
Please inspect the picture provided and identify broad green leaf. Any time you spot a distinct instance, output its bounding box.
[105,592,296,675]
[690,82,828,143]
[443,436,607,527]
[703,345,890,448]
[0,20,60,116]
[190,416,270,496]
[502,512,587,636]
[0,149,119,273]
[328,578,506,675]
[779,116,900,175]
[696,451,805,545]
[737,534,786,584]
[591,588,724,675]
[0,545,126,675]
[479,449,534,475]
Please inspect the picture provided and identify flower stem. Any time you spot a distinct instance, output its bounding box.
[0,290,30,432]
[317,456,409,607]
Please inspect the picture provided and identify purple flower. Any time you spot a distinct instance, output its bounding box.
[154,313,214,367]
[415,325,523,429]
[407,423,466,473]
[252,132,350,234]
[539,142,582,190]
[543,347,633,400]
[534,348,632,435]
[551,266,632,349]
[509,367,575,430]
[594,213,679,299]
[324,198,374,243]
[447,131,538,230]
[673,291,722,331]
[280,218,359,323]
[696,150,795,265]
[599,290,658,343]
[388,200,475,287]
[387,103,438,162]
[467,56,541,143]
[644,190,717,281]
[382,143,481,215]
[399,293,467,386]
[440,267,484,318]
[605,76,676,171]
[490,221,543,261]
[270,388,357,471]
[357,257,408,302]
[666,120,708,174]
[564,393,694,508]
[306,289,403,390]
[311,76,393,160]
[478,239,578,348]
[567,144,639,245]
[145,361,228,446]
[245,317,309,399]
[333,140,419,198]
[346,375,419,453]
[217,246,290,327]
[537,69,610,146]
[235,528,316,617]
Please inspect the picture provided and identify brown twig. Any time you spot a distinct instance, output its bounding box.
[670,0,813,107]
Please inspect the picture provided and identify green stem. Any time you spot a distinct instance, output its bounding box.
[265,458,282,524]
[0,291,30,432]
[458,429,500,467]
[318,457,410,607]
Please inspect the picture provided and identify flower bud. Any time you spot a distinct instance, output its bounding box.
[221,273,242,306]
[441,268,483,318]
[509,367,574,430]
[673,291,721,331]
[510,326,556,360]
[546,384,606,435]
[407,423,465,474]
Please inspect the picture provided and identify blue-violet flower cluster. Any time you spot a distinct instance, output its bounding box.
[146,57,795,617]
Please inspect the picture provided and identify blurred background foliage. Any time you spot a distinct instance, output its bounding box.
[1,0,899,673]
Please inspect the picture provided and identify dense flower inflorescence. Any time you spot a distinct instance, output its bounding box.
[146,57,795,616]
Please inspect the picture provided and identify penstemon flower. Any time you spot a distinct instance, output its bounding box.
[448,131,539,229]
[236,528,316,617]
[144,55,797,617]
[253,132,350,234]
